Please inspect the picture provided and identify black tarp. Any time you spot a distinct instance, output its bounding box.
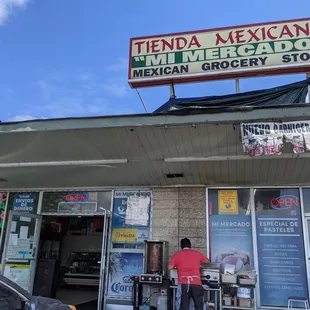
[154,78,310,114]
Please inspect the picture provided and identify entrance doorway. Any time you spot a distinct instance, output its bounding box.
[33,215,109,310]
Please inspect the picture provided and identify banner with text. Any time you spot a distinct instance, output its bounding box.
[13,194,36,213]
[129,18,310,88]
[112,190,151,243]
[210,215,254,270]
[241,121,310,156]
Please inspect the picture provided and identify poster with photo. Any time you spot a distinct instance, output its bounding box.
[210,215,254,271]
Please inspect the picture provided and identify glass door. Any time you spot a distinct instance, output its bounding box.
[1,211,42,293]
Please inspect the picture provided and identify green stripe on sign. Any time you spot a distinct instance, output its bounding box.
[132,56,146,68]
[175,52,183,64]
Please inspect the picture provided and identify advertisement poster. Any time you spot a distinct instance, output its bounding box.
[0,193,7,228]
[13,194,36,213]
[112,191,151,242]
[210,215,253,270]
[112,229,137,242]
[241,121,310,157]
[255,191,308,307]
[4,263,30,291]
[107,252,143,298]
[218,190,238,215]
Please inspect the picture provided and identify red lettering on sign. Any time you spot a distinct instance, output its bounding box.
[133,35,201,54]
[65,195,86,201]
[270,197,299,209]
[215,22,310,46]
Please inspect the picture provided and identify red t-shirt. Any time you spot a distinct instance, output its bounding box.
[168,248,208,285]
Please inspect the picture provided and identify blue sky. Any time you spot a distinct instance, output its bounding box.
[0,0,309,121]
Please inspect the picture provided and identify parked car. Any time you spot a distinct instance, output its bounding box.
[0,274,76,310]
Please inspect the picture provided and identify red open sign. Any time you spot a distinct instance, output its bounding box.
[270,195,299,210]
[65,194,88,202]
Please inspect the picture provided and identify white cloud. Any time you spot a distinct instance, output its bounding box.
[107,58,128,72]
[0,0,30,25]
[8,114,35,122]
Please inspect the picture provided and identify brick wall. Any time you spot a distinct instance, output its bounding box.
[152,187,207,258]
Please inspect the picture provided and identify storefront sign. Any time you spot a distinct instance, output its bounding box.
[241,121,310,156]
[107,252,143,298]
[218,190,238,215]
[210,215,254,270]
[13,194,36,213]
[0,193,7,229]
[112,228,137,242]
[129,18,310,88]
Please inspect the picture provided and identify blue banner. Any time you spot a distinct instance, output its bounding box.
[13,194,36,213]
[210,215,254,270]
[112,191,151,242]
[107,252,143,298]
[256,215,308,307]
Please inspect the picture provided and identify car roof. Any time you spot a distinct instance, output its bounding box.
[0,274,32,300]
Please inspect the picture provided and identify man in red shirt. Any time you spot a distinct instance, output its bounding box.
[168,238,210,310]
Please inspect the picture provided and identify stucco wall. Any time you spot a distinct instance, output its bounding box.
[152,187,207,258]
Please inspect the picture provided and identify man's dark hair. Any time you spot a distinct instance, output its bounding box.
[181,238,191,249]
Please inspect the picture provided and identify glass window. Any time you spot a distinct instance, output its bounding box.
[208,189,254,270]
[302,188,310,213]
[254,188,308,307]
[41,191,112,213]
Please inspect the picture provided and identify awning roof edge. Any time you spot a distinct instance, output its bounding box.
[1,104,310,133]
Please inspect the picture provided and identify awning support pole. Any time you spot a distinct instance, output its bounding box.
[170,83,176,99]
[235,78,240,93]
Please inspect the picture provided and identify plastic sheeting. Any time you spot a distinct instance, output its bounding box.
[34,296,72,310]
[154,78,310,114]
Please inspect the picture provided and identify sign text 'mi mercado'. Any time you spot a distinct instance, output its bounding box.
[128,18,310,88]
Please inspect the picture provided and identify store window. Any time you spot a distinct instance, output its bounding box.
[254,188,308,307]
[208,189,254,270]
[41,191,112,213]
[302,188,310,214]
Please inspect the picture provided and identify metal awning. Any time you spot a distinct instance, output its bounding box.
[0,106,310,190]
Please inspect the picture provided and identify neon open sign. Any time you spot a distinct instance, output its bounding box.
[65,193,89,202]
[269,195,299,210]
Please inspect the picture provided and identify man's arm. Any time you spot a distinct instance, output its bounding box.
[168,254,176,270]
[201,253,210,264]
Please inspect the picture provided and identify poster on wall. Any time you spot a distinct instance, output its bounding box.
[107,252,143,298]
[3,262,30,291]
[255,189,308,307]
[218,190,238,215]
[112,190,151,242]
[0,193,7,228]
[210,215,254,271]
[241,121,310,157]
[210,215,254,270]
[13,194,36,213]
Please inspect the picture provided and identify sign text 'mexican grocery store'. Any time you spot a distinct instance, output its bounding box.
[128,18,310,88]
